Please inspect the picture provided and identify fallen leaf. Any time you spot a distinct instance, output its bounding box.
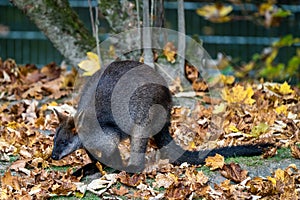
[117,171,146,187]
[163,42,177,63]
[220,163,248,183]
[245,123,269,138]
[262,146,277,159]
[275,104,288,115]
[222,84,256,105]
[1,170,21,191]
[110,185,129,196]
[220,74,235,85]
[205,153,224,170]
[291,145,300,159]
[153,173,177,189]
[279,81,294,95]
[40,62,61,81]
[9,159,30,171]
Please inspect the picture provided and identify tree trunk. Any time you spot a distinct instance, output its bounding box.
[143,0,154,68]
[11,0,96,66]
[177,0,189,88]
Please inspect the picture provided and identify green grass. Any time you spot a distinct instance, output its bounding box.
[196,165,214,176]
[47,165,72,172]
[224,147,293,166]
[225,155,264,166]
[50,191,101,200]
[269,147,291,161]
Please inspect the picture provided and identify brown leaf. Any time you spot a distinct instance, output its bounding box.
[291,145,300,159]
[262,146,277,159]
[205,153,225,170]
[40,62,61,81]
[24,69,44,84]
[185,64,198,82]
[192,80,208,92]
[19,147,33,159]
[117,171,146,187]
[9,159,30,171]
[165,182,191,199]
[111,185,129,196]
[21,81,44,99]
[220,163,248,183]
[1,170,21,191]
[153,173,177,189]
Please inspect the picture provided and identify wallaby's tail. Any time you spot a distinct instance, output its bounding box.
[154,125,271,165]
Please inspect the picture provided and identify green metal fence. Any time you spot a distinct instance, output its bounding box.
[0,1,299,66]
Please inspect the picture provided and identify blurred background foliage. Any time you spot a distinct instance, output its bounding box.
[194,1,300,85]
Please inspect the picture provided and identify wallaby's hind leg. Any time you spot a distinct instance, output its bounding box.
[127,136,148,172]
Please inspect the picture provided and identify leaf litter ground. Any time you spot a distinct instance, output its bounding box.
[0,58,299,199]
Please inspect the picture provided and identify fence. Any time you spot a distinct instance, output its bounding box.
[0,0,299,66]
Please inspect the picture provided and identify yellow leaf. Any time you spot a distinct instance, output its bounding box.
[189,141,197,150]
[267,176,277,185]
[245,123,269,138]
[205,153,224,170]
[275,105,288,115]
[220,74,235,85]
[228,125,239,132]
[222,85,256,105]
[279,81,293,95]
[196,4,232,23]
[259,3,273,15]
[42,101,58,111]
[78,52,101,76]
[6,121,20,130]
[274,168,285,182]
[163,42,176,63]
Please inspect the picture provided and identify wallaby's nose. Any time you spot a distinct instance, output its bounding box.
[51,152,60,160]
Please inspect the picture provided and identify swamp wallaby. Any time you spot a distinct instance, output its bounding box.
[52,60,270,174]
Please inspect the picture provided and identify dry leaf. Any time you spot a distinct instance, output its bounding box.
[117,171,146,187]
[291,145,300,159]
[163,42,177,63]
[110,185,129,196]
[222,85,256,105]
[205,153,225,170]
[153,173,177,189]
[220,163,248,183]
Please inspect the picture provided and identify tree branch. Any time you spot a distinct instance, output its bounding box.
[11,0,96,66]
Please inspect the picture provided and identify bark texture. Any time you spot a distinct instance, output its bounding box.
[11,0,96,66]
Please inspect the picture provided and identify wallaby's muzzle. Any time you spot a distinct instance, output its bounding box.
[51,152,60,160]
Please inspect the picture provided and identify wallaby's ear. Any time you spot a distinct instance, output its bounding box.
[53,108,68,123]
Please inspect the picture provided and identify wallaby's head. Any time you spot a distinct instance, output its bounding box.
[51,109,83,160]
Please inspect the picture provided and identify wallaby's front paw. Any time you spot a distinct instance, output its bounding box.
[72,162,101,177]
